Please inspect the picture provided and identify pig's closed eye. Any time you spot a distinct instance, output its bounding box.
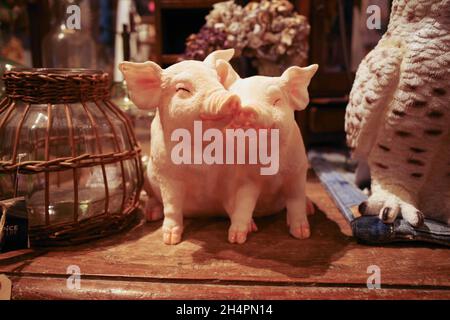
[273,98,281,106]
[175,83,192,95]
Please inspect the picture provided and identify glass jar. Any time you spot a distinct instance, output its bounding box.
[0,68,143,245]
[0,57,21,98]
[42,0,97,69]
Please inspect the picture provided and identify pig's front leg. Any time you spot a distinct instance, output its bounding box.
[160,177,185,245]
[284,166,310,239]
[227,182,260,244]
[143,175,164,221]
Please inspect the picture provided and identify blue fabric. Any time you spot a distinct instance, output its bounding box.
[351,216,450,247]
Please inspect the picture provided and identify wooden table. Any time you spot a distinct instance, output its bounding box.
[1,171,449,299]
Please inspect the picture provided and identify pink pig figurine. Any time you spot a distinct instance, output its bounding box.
[120,50,242,245]
[216,59,318,243]
[120,48,317,245]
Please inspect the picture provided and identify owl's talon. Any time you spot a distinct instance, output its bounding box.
[400,203,425,227]
[358,201,368,215]
[379,199,400,223]
[364,189,422,226]
[416,211,425,227]
[381,207,390,221]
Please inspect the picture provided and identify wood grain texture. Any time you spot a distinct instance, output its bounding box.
[9,276,450,300]
[1,171,449,299]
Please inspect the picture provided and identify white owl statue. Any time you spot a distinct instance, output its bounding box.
[345,0,450,226]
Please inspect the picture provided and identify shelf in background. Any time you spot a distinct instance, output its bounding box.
[161,54,183,64]
[160,0,222,9]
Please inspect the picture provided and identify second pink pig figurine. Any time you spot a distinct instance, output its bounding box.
[120,49,318,245]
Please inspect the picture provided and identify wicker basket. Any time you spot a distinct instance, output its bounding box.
[0,68,144,246]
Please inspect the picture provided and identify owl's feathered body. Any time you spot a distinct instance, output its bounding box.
[345,0,450,224]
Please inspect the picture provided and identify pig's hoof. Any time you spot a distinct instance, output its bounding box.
[163,226,183,245]
[228,230,248,244]
[145,203,164,222]
[228,226,249,244]
[306,198,315,216]
[249,219,258,233]
[229,219,258,244]
[289,222,311,239]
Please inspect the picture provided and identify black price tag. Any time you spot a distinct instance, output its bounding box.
[0,197,29,253]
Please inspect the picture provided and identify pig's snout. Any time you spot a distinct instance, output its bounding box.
[200,90,241,120]
[233,105,273,129]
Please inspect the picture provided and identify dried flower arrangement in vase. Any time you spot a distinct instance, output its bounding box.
[184,0,310,76]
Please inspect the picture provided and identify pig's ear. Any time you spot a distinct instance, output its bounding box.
[280,64,318,111]
[203,49,235,67]
[119,61,163,109]
[215,59,241,89]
